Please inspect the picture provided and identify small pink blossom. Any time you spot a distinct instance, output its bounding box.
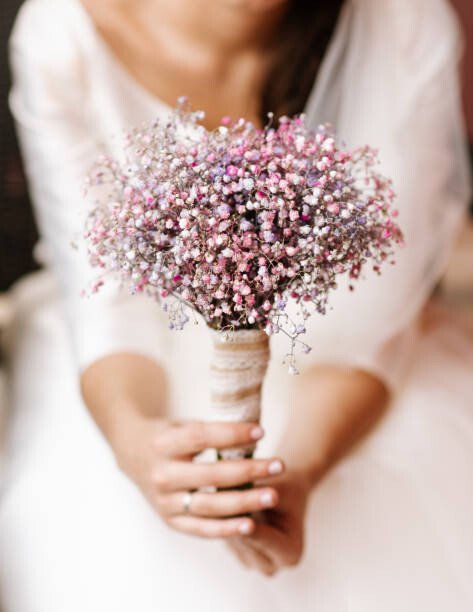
[84,99,402,362]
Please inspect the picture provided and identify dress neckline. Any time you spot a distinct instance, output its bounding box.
[69,0,348,124]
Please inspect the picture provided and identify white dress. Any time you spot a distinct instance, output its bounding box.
[1,0,473,610]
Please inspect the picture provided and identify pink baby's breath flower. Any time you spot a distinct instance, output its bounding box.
[84,99,403,364]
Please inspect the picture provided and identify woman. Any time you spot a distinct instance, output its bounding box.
[1,0,472,610]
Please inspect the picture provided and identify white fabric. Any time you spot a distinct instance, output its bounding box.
[1,0,473,610]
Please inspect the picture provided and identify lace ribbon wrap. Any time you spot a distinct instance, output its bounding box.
[209,329,270,460]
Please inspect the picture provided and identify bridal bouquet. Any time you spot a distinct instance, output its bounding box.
[85,98,402,460]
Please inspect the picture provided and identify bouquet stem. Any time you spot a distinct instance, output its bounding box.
[209,328,270,470]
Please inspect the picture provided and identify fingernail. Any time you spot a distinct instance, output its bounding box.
[268,460,283,475]
[239,521,252,535]
[260,490,274,507]
[250,426,264,440]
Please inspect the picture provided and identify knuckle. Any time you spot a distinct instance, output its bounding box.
[151,434,168,455]
[165,515,178,529]
[228,424,245,445]
[168,515,190,534]
[195,493,212,515]
[152,422,179,454]
[188,423,207,450]
[153,493,169,515]
[203,464,223,488]
[219,521,235,538]
[239,493,254,512]
[207,470,221,488]
[222,492,242,515]
[151,467,169,491]
[250,461,264,479]
[201,521,216,538]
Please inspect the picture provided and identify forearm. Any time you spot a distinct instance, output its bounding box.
[80,353,169,449]
[278,364,390,488]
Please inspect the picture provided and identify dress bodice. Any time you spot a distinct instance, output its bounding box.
[7,0,472,407]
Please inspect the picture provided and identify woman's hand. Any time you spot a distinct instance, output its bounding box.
[227,470,310,576]
[81,353,285,539]
[111,412,286,539]
[227,365,389,576]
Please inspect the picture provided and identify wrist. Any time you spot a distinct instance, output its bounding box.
[80,352,168,450]
[101,397,142,456]
[279,450,329,491]
[278,365,389,491]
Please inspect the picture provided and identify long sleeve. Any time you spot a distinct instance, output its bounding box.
[296,0,472,391]
[8,0,167,373]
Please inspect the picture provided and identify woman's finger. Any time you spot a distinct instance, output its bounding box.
[158,486,279,518]
[244,523,301,568]
[154,457,284,492]
[154,421,265,457]
[227,537,253,568]
[166,515,256,539]
[227,538,277,576]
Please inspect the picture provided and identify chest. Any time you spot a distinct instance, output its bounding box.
[83,7,266,130]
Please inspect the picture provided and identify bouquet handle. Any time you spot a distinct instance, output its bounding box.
[209,329,270,462]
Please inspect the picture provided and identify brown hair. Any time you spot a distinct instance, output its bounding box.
[261,1,344,122]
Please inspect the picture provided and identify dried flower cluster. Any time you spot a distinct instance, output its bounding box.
[85,99,402,371]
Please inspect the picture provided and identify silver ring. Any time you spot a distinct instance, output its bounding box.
[182,491,194,514]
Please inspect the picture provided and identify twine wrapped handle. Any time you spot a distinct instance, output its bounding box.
[209,329,270,461]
